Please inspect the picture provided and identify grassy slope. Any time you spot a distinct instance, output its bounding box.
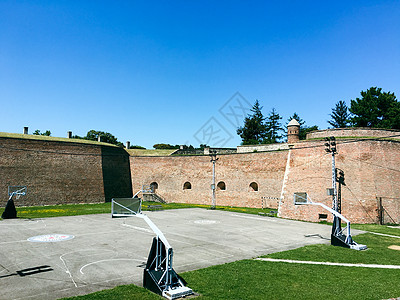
[126,148,177,156]
[0,132,118,147]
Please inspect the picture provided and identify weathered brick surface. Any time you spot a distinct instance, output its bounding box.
[0,137,132,207]
[2,128,399,224]
[131,138,400,224]
[307,127,400,140]
[279,139,400,224]
[130,152,287,209]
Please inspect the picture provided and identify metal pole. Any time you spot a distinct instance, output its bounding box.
[209,150,218,209]
[212,160,216,208]
[332,151,337,211]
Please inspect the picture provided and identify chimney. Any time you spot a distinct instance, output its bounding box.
[126,141,131,149]
[23,127,28,134]
[67,131,72,138]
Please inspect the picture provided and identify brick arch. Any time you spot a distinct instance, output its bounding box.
[183,181,192,190]
[217,181,226,191]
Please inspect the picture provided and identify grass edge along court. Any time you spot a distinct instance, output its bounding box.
[0,201,277,220]
[1,203,399,299]
[62,230,400,300]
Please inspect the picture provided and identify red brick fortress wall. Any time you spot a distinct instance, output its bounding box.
[130,151,288,209]
[307,127,400,140]
[0,137,132,206]
[131,138,400,224]
[278,139,400,224]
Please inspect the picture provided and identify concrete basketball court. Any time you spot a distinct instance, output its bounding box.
[0,208,360,300]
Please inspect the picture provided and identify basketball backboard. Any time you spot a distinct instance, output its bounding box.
[293,192,309,205]
[111,198,142,217]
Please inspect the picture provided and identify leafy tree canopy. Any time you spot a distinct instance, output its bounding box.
[129,145,146,149]
[349,87,400,129]
[85,130,124,147]
[33,129,51,136]
[237,100,268,145]
[328,100,350,128]
[153,143,180,149]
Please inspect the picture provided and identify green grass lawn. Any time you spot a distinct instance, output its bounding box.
[182,258,400,300]
[2,202,398,299]
[264,232,400,266]
[63,231,400,300]
[0,201,276,220]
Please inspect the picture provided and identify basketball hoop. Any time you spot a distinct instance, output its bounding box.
[2,186,27,219]
[8,186,27,199]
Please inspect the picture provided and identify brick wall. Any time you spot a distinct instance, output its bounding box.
[131,139,400,224]
[130,151,288,209]
[2,132,399,224]
[307,127,400,140]
[0,137,132,207]
[279,139,400,224]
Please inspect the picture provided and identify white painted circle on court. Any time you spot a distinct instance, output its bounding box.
[194,220,219,225]
[27,234,74,242]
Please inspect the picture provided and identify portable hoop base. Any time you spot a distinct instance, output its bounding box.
[144,237,193,300]
[2,198,17,219]
[2,186,27,219]
[111,197,193,299]
[294,193,367,251]
[331,216,367,250]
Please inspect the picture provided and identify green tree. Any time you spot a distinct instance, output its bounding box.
[349,87,400,129]
[287,113,318,140]
[33,129,51,136]
[328,100,350,128]
[129,145,146,149]
[153,143,179,149]
[85,130,123,147]
[237,100,268,145]
[265,108,283,143]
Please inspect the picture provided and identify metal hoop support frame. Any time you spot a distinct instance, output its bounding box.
[111,197,193,299]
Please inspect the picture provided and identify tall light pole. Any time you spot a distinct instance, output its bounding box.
[209,150,218,209]
[325,136,338,210]
[325,136,340,236]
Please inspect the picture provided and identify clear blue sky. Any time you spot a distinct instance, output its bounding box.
[1,1,399,148]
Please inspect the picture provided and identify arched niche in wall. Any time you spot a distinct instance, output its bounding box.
[249,182,259,192]
[183,181,192,190]
[217,181,226,191]
[150,182,158,192]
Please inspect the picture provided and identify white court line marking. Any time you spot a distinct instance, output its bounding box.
[368,231,400,239]
[59,248,117,288]
[80,258,142,274]
[231,214,280,222]
[121,223,153,233]
[255,258,400,269]
[387,226,400,229]
[60,253,78,288]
